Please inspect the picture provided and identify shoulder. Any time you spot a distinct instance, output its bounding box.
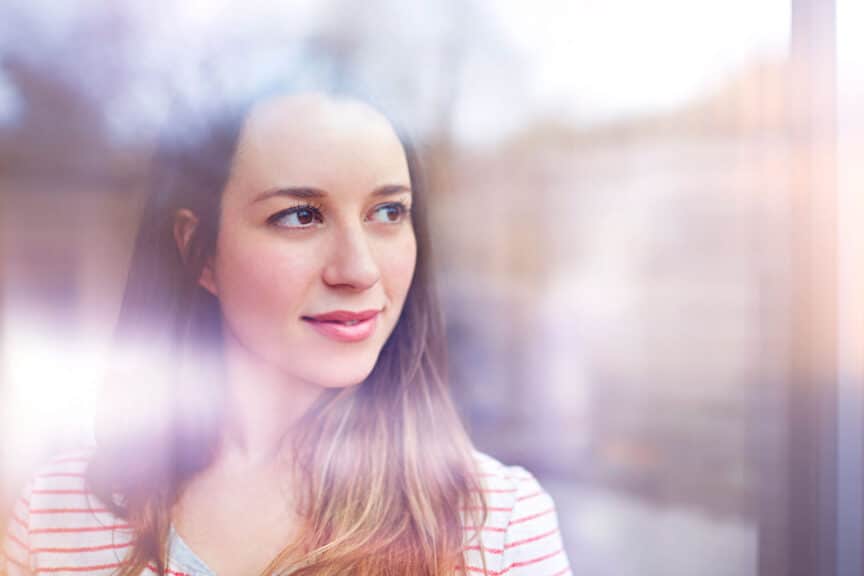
[466,451,571,575]
[3,445,139,575]
[19,445,106,516]
[471,451,560,529]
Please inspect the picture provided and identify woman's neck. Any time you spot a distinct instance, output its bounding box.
[217,332,326,470]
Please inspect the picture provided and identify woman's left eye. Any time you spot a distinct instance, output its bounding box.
[368,202,409,224]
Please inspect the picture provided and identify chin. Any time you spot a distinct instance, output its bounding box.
[307,356,379,389]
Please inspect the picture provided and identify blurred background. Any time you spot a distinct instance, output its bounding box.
[1,1,862,575]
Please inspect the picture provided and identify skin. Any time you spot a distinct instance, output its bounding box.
[170,93,417,575]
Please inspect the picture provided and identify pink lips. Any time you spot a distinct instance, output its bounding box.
[302,309,380,343]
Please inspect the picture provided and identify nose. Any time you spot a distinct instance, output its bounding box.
[322,224,381,290]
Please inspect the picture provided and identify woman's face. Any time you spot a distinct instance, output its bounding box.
[201,93,417,388]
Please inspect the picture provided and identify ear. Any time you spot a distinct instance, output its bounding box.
[173,209,218,297]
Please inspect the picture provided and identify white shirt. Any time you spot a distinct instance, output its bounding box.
[4,447,571,575]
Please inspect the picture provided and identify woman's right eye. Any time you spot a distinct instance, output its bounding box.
[267,205,324,228]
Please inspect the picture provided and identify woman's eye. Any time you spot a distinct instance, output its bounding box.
[268,206,323,228]
[369,202,409,224]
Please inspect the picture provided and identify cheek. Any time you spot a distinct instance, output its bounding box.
[381,232,417,303]
[213,230,319,329]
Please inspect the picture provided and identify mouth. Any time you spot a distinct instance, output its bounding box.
[301,309,381,343]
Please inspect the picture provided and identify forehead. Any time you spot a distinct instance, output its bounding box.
[228,93,410,197]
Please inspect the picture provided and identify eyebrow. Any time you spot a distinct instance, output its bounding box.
[252,184,412,204]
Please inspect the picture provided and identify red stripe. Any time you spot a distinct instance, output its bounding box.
[463,545,504,555]
[32,541,133,554]
[33,560,125,573]
[464,508,555,533]
[6,530,30,552]
[31,524,131,535]
[17,496,31,508]
[463,506,513,513]
[549,568,571,576]
[3,550,30,570]
[463,525,507,533]
[458,548,564,575]
[502,548,563,572]
[505,528,559,550]
[462,528,559,555]
[38,473,86,479]
[456,566,491,574]
[29,508,110,515]
[516,491,543,502]
[31,489,90,496]
[477,473,533,482]
[508,508,554,527]
[10,512,28,529]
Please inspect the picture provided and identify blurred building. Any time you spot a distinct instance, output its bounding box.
[2,1,856,575]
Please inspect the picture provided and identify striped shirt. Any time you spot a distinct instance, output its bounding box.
[3,448,571,575]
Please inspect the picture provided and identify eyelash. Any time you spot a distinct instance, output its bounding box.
[267,202,324,228]
[266,201,411,229]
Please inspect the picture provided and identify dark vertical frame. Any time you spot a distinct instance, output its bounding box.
[835,1,864,573]
[760,1,838,575]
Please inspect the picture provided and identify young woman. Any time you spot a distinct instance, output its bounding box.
[3,90,571,575]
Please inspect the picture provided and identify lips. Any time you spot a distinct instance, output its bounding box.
[302,309,381,342]
[303,309,380,324]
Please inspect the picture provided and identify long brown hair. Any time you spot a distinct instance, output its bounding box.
[86,90,488,574]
